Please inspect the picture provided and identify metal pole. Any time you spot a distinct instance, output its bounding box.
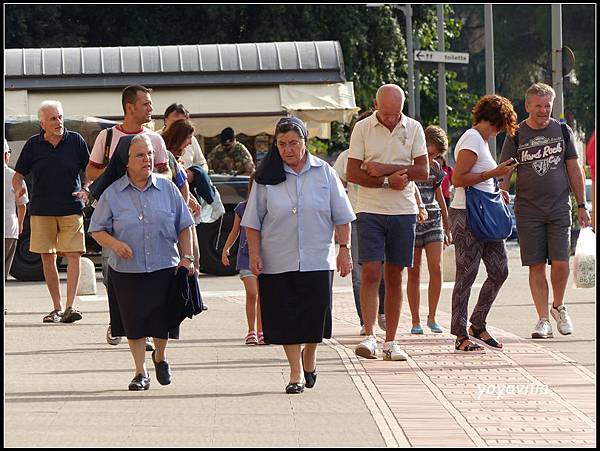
[415,36,421,122]
[551,4,564,121]
[484,4,496,156]
[437,4,447,132]
[405,4,415,118]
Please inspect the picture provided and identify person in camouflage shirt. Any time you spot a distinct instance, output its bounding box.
[208,127,255,175]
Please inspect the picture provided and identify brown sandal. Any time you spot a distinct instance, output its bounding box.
[454,336,485,353]
[42,310,63,323]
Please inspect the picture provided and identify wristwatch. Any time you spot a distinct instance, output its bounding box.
[182,254,195,262]
[339,244,351,250]
[418,204,426,209]
[382,176,390,189]
[577,203,587,209]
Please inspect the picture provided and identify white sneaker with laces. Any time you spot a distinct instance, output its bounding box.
[531,319,553,339]
[355,335,378,359]
[551,305,573,335]
[382,341,408,361]
[377,314,387,331]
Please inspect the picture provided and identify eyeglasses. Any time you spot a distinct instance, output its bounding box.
[277,140,303,149]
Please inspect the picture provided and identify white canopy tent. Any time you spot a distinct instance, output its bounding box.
[4,42,359,139]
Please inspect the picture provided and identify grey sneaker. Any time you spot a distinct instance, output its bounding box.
[377,314,387,331]
[382,341,408,361]
[60,307,82,323]
[106,325,122,346]
[531,319,553,339]
[551,305,573,335]
[355,335,378,359]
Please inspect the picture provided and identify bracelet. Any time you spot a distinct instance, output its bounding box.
[182,254,195,262]
[577,204,586,209]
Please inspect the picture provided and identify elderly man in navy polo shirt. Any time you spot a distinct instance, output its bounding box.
[12,100,90,324]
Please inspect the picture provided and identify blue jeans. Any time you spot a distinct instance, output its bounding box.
[351,220,385,325]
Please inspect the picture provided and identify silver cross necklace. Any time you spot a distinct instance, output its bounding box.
[283,174,307,215]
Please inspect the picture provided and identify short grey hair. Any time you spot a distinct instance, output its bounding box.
[129,134,153,157]
[525,83,556,103]
[37,100,63,120]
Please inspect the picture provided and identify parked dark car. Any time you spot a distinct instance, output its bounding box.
[6,116,249,281]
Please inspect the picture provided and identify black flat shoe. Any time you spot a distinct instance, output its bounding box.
[128,373,150,391]
[304,371,317,389]
[152,350,172,385]
[301,349,317,388]
[285,382,305,394]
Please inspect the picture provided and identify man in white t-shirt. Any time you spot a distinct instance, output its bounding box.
[347,84,429,362]
[4,139,28,281]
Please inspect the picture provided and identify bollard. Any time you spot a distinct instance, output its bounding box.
[77,257,97,295]
[442,245,456,282]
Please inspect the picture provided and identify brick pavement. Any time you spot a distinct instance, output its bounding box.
[331,290,596,447]
[3,278,596,447]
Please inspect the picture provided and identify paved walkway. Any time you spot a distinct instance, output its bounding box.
[4,278,596,447]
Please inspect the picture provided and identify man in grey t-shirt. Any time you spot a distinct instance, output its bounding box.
[499,83,590,340]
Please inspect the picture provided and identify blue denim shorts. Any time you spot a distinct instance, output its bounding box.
[356,213,416,267]
[239,269,256,280]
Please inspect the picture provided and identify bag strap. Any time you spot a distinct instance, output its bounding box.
[560,122,570,148]
[103,127,114,166]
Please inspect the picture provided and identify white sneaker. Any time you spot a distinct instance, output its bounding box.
[355,335,378,359]
[106,325,121,346]
[531,319,553,339]
[382,341,408,361]
[359,325,367,336]
[145,337,155,351]
[551,305,573,335]
[377,314,387,331]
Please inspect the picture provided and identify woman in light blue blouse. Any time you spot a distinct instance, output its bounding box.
[242,117,355,394]
[89,134,195,391]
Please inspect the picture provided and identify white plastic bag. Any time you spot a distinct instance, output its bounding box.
[573,227,595,288]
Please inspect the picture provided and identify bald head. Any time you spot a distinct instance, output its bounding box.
[374,84,405,130]
[376,84,405,104]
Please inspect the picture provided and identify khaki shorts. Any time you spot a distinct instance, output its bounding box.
[30,215,86,254]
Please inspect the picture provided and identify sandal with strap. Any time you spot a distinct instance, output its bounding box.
[469,326,503,350]
[43,310,63,323]
[454,336,485,353]
[245,331,258,345]
[257,332,268,345]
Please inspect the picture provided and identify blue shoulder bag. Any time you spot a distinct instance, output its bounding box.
[465,179,512,241]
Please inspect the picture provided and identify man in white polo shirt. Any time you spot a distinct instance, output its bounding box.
[347,84,429,361]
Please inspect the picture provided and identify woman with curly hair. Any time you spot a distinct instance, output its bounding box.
[449,94,518,353]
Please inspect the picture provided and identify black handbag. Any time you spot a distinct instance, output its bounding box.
[465,180,512,241]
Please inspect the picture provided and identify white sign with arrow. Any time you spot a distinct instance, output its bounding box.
[414,50,469,64]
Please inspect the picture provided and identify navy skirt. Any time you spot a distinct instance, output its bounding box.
[258,270,333,345]
[107,266,180,340]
